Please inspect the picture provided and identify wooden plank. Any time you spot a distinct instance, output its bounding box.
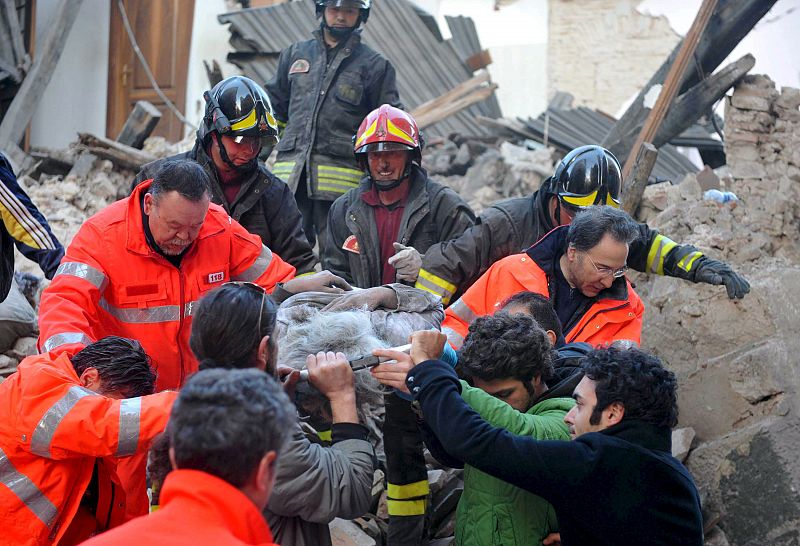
[621,142,658,217]
[116,100,162,149]
[78,132,156,172]
[0,0,26,66]
[414,84,498,129]
[465,50,492,72]
[603,0,777,163]
[411,71,491,119]
[620,0,717,180]
[0,0,84,150]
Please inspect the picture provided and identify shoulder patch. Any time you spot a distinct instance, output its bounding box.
[342,235,360,254]
[289,59,310,75]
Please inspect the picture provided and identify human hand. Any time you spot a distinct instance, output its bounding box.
[692,257,750,299]
[542,532,561,545]
[277,366,301,398]
[305,351,357,424]
[388,243,422,283]
[284,270,352,295]
[370,349,415,394]
[322,286,398,312]
[409,330,447,365]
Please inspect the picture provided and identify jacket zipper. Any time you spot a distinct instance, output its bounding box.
[178,270,186,386]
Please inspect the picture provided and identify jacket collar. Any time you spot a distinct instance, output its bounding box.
[525,226,630,302]
[160,469,274,544]
[126,180,227,257]
[598,420,672,453]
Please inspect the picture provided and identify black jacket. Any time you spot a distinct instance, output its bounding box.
[417,185,706,305]
[409,361,704,546]
[266,28,402,201]
[322,166,475,288]
[134,142,317,274]
[0,153,64,300]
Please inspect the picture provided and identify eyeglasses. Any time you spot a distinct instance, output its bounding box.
[583,253,628,279]
[223,281,267,335]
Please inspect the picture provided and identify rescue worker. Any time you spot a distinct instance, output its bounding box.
[323,104,476,288]
[134,76,316,274]
[322,105,473,544]
[266,0,402,250]
[82,369,292,546]
[0,151,64,300]
[0,336,176,546]
[416,145,750,305]
[441,206,644,349]
[38,159,350,392]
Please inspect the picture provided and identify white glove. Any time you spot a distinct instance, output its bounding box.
[388,242,423,283]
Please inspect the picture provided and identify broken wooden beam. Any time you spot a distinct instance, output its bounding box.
[116,101,162,150]
[620,0,718,180]
[0,0,27,69]
[621,142,658,217]
[78,133,156,172]
[0,0,85,150]
[603,0,778,163]
[412,71,498,129]
[465,50,492,72]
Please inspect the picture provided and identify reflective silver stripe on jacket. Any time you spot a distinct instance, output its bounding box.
[233,245,273,283]
[442,326,464,349]
[30,386,97,458]
[449,298,478,325]
[42,332,93,353]
[117,398,141,457]
[0,447,58,528]
[54,262,107,291]
[99,298,180,324]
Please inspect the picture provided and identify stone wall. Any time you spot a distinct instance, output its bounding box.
[547,0,679,114]
[634,75,800,546]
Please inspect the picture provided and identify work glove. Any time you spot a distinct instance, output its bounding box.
[388,242,423,283]
[691,257,750,299]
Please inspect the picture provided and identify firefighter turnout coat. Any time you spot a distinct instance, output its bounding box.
[37,181,296,391]
[441,226,644,349]
[266,29,402,201]
[0,352,175,545]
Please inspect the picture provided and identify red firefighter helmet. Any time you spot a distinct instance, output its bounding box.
[353,105,423,166]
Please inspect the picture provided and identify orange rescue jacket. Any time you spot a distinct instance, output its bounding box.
[81,469,278,546]
[37,180,296,391]
[0,352,175,545]
[441,227,644,348]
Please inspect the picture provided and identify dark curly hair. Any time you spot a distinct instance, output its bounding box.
[459,313,554,386]
[582,347,678,428]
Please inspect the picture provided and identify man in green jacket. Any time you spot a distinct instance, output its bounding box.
[373,312,574,545]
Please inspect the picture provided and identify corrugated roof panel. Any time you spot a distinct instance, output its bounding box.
[218,0,500,137]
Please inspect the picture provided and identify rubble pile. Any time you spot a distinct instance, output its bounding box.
[422,138,554,214]
[634,75,800,546]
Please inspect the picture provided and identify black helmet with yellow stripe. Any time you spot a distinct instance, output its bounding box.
[201,76,279,147]
[551,145,622,210]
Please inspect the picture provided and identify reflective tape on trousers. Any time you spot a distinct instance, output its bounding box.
[30,386,97,458]
[42,332,93,353]
[54,262,107,291]
[233,245,273,283]
[117,398,141,457]
[0,447,58,528]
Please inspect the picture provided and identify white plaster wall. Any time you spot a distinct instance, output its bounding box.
[29,0,110,149]
[182,0,240,139]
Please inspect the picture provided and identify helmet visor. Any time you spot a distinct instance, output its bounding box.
[323,0,367,8]
[356,142,413,154]
[559,159,622,208]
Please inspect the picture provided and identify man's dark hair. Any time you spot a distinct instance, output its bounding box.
[168,368,292,487]
[149,159,210,202]
[190,284,278,370]
[459,313,554,389]
[500,291,563,341]
[582,347,678,428]
[566,205,639,252]
[71,336,156,398]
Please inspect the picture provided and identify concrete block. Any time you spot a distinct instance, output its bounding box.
[672,427,696,462]
[329,518,377,546]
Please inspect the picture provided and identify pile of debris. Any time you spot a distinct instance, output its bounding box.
[632,75,800,546]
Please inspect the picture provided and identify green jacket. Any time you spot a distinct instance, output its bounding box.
[456,383,574,546]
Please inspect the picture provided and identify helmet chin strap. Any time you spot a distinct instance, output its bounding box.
[214,132,257,174]
[368,160,413,192]
[321,20,358,42]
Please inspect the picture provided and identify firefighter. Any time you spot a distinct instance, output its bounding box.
[266,0,402,251]
[416,145,750,305]
[134,76,317,274]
